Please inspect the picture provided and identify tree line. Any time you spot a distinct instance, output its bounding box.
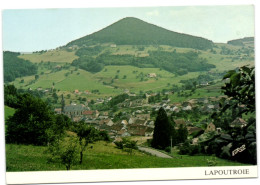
[3,51,38,83]
[72,50,215,75]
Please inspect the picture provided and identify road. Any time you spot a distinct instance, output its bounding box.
[138,146,172,158]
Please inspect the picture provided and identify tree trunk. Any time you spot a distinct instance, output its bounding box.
[80,151,83,164]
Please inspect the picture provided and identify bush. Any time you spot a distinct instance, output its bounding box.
[188,145,202,156]
[165,146,171,153]
[178,141,190,155]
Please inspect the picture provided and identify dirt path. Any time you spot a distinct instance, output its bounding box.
[138,146,172,158]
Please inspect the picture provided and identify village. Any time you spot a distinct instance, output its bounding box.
[52,89,249,144]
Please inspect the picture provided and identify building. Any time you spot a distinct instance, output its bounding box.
[205,123,216,132]
[54,108,62,114]
[83,110,99,119]
[135,114,150,120]
[64,104,87,117]
[230,118,247,128]
[147,73,157,78]
[174,119,186,128]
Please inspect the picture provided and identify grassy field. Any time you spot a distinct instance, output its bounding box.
[18,49,78,63]
[5,141,248,172]
[4,106,15,121]
[11,65,203,98]
[168,81,224,103]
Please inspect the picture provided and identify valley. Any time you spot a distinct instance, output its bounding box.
[3,17,256,171]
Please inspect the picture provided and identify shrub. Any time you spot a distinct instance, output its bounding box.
[165,146,171,153]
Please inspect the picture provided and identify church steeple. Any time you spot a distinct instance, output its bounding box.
[61,94,65,113]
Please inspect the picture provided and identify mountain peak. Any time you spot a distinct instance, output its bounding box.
[67,17,213,50]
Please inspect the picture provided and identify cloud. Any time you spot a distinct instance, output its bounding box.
[146,10,159,16]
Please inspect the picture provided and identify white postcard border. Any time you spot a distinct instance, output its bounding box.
[6,166,258,184]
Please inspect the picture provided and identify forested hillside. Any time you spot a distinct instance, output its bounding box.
[227,37,254,46]
[67,17,213,50]
[4,51,38,83]
[72,49,215,75]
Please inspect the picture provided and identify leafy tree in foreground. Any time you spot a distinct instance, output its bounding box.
[114,137,138,155]
[73,121,101,164]
[221,66,255,114]
[151,107,174,149]
[210,66,256,164]
[47,136,79,170]
[6,93,54,145]
[46,114,72,144]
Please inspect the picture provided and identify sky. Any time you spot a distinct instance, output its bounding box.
[2,5,255,52]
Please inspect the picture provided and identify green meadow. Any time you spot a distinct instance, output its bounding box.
[4,106,15,120]
[18,49,78,63]
[6,141,247,172]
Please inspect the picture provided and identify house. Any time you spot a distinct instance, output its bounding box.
[174,119,186,128]
[230,118,247,128]
[64,104,87,117]
[83,110,99,119]
[100,111,109,116]
[188,99,198,105]
[121,120,128,126]
[85,90,91,95]
[107,120,114,127]
[197,98,209,104]
[171,106,180,112]
[110,123,124,134]
[110,44,117,48]
[192,137,199,145]
[99,124,110,131]
[216,127,222,134]
[187,127,204,135]
[201,105,214,113]
[182,105,192,111]
[128,125,147,136]
[146,120,154,128]
[165,105,171,111]
[128,117,136,125]
[145,127,154,137]
[118,129,131,137]
[73,116,82,122]
[98,119,110,125]
[200,82,209,86]
[135,114,150,120]
[98,115,109,119]
[207,105,215,109]
[131,99,143,107]
[147,73,157,78]
[54,65,62,70]
[182,102,192,107]
[54,108,62,114]
[205,123,216,132]
[134,119,147,126]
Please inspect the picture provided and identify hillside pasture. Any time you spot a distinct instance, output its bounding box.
[18,50,78,63]
[11,65,203,97]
